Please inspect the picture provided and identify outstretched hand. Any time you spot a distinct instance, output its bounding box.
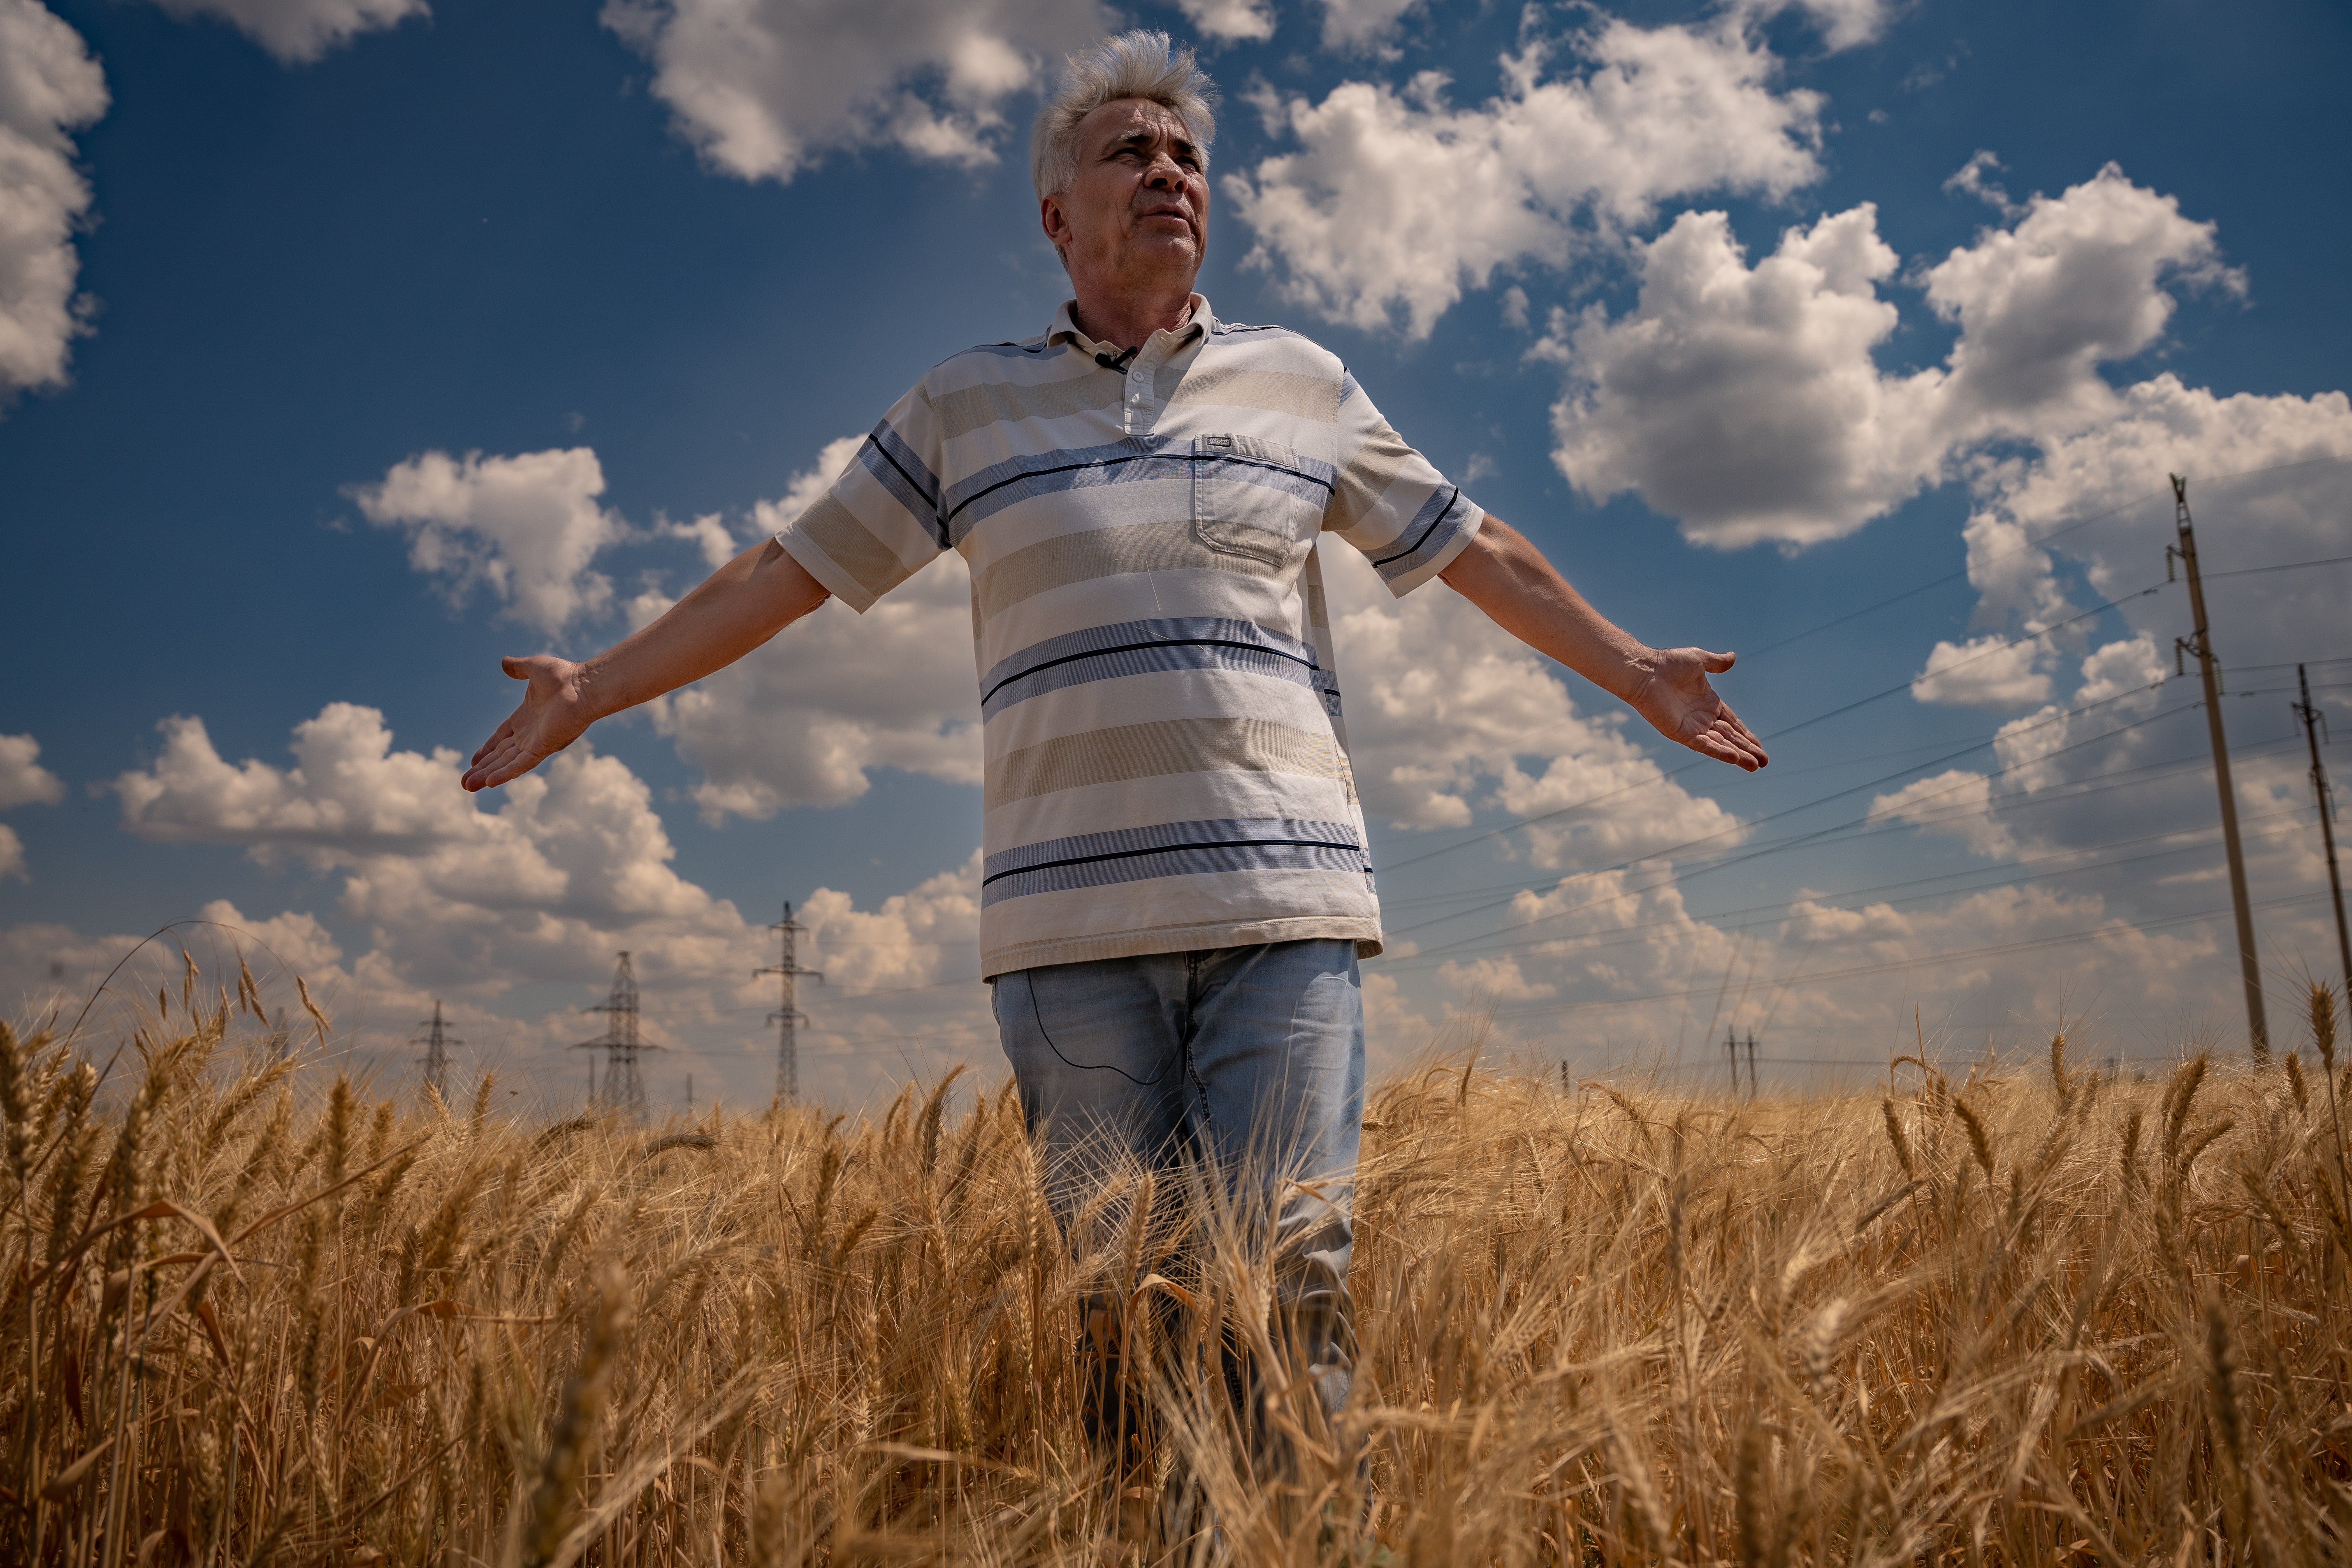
[1624,648,1769,772]
[463,655,596,792]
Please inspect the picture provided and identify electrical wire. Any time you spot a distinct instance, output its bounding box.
[1370,810,2312,982]
[1474,889,2333,1027]
[1372,581,2170,877]
[1376,681,2200,916]
[1386,691,2204,953]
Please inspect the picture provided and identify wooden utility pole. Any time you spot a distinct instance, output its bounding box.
[2168,475,2269,1058]
[1725,1024,1741,1097]
[2294,663,2352,997]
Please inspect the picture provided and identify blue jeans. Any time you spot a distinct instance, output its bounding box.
[991,939,1365,1435]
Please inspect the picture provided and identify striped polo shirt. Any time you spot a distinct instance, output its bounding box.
[776,295,1483,978]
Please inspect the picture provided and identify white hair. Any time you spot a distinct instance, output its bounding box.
[1030,30,1218,203]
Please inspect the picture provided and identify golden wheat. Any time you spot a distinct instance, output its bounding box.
[3,978,2350,1566]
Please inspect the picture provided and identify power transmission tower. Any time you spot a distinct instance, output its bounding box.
[1725,1024,1742,1097]
[2167,475,2269,1059]
[1744,1029,1758,1100]
[574,951,657,1122]
[2294,663,2352,998]
[756,903,823,1104]
[416,1000,463,1104]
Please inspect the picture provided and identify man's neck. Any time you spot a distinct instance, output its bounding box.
[1068,286,1197,354]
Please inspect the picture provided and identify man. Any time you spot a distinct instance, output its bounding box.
[462,29,1764,1457]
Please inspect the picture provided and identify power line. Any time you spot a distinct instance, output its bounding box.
[1389,692,2206,956]
[1373,808,2315,983]
[764,731,2315,1005]
[1476,889,2333,1028]
[1377,681,2204,918]
[1370,497,2352,884]
[749,725,2319,1008]
[1373,581,2170,878]
[2200,553,2352,583]
[1727,450,2352,666]
[1392,707,2268,969]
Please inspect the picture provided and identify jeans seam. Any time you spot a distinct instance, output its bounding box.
[1179,951,1216,1151]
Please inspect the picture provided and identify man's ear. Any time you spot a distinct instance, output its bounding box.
[1039,195,1075,275]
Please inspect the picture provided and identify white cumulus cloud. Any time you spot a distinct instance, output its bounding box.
[1314,0,1426,51]
[1543,204,1943,547]
[799,851,980,993]
[1175,0,1276,44]
[601,0,1106,184]
[1321,542,1740,867]
[650,551,984,819]
[1542,164,2263,556]
[0,733,64,809]
[90,698,1004,1106]
[195,898,346,975]
[1921,162,2241,441]
[111,702,760,998]
[0,732,66,883]
[1733,0,1893,52]
[1867,769,2016,859]
[1908,633,2051,710]
[755,434,868,536]
[352,447,625,638]
[1227,17,1825,336]
[147,0,428,63]
[643,436,982,820]
[0,0,106,411]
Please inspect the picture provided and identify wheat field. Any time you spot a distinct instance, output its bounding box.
[3,970,2350,1566]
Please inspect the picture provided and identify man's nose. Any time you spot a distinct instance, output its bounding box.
[1142,155,1187,192]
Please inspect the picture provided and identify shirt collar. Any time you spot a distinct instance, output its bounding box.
[1048,294,1213,360]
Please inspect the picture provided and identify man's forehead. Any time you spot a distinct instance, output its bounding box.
[1079,97,1195,151]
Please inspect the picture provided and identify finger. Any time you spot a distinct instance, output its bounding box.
[1693,731,1752,771]
[499,655,533,680]
[1701,649,1735,674]
[470,718,515,768]
[1694,717,1764,770]
[1714,721,1768,769]
[1713,700,1765,748]
[465,745,532,792]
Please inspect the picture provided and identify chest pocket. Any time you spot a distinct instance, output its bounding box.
[1192,433,1317,567]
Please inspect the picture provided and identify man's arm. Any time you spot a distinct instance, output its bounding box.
[1438,517,1769,772]
[462,538,829,792]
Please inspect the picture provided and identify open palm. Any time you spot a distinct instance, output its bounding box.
[1625,648,1769,771]
[463,655,595,792]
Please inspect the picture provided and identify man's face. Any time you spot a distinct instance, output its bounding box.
[1041,98,1208,297]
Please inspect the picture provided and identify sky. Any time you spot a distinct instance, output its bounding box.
[2,0,2349,1113]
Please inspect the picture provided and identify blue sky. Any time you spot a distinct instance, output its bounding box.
[3,0,2347,1111]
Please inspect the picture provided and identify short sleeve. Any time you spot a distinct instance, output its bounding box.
[1323,372,1484,597]
[773,380,950,613]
